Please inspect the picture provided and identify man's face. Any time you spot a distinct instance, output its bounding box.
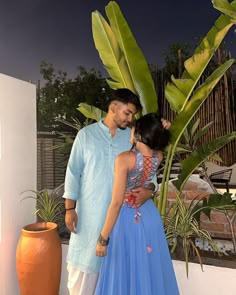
[112,102,137,129]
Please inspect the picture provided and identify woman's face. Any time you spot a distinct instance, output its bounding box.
[129,126,135,145]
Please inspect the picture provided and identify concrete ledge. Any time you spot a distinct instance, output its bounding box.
[60,244,236,295]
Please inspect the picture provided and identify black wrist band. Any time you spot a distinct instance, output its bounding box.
[98,233,109,246]
[65,204,76,211]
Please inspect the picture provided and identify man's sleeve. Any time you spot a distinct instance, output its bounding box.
[62,132,84,200]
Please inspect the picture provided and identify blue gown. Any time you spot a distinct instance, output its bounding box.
[95,150,179,295]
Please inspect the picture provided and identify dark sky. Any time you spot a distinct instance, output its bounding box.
[0,0,235,84]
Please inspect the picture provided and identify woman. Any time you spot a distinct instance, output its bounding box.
[95,113,179,294]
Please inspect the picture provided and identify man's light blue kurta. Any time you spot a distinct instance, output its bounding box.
[63,120,131,273]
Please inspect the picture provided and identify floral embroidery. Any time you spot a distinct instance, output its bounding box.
[146,246,152,253]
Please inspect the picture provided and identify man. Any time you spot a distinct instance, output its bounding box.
[63,88,159,295]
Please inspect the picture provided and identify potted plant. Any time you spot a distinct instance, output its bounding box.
[164,194,218,276]
[16,186,65,295]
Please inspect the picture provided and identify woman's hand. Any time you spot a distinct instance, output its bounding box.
[161,118,171,129]
[96,243,107,257]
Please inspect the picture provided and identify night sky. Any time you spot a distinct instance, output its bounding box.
[0,0,235,84]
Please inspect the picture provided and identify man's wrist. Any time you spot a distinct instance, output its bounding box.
[65,202,76,211]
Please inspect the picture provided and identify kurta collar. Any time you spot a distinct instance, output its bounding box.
[98,119,125,135]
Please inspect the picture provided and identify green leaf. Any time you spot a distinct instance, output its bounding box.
[208,192,236,210]
[165,13,233,113]
[174,131,236,191]
[92,10,136,93]
[190,118,200,138]
[192,121,214,146]
[175,143,192,153]
[77,103,107,121]
[170,59,234,143]
[96,1,158,114]
[212,0,236,21]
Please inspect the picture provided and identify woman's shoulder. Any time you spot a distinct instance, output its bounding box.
[116,151,136,169]
[117,150,135,160]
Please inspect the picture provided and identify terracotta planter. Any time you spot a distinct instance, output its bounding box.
[16,222,62,295]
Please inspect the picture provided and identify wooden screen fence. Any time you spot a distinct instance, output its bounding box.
[37,133,67,190]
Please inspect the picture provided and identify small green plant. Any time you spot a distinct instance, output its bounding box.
[164,195,218,277]
[202,192,236,253]
[21,185,69,238]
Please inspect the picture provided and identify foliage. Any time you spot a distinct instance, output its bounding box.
[91,1,158,115]
[37,62,110,131]
[203,192,236,253]
[165,191,236,275]
[21,185,69,238]
[165,195,218,277]
[89,0,236,208]
[158,1,236,216]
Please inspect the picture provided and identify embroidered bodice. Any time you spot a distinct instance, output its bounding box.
[126,149,159,192]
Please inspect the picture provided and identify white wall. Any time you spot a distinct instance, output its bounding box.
[173,260,236,295]
[0,74,36,295]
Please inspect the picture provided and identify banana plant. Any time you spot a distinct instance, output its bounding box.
[79,0,158,120]
[81,1,236,219]
[158,0,236,216]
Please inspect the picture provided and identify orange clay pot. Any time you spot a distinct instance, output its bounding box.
[16,222,62,295]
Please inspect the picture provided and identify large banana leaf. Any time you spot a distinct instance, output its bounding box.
[174,132,236,191]
[207,193,236,210]
[192,121,214,146]
[169,59,234,143]
[77,103,107,121]
[105,1,157,114]
[92,11,136,92]
[165,13,233,112]
[212,0,236,20]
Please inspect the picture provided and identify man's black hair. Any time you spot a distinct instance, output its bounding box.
[107,88,142,111]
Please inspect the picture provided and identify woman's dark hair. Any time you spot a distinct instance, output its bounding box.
[134,113,170,151]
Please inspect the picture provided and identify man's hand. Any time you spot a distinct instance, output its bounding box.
[125,187,153,206]
[65,210,78,234]
[96,243,107,257]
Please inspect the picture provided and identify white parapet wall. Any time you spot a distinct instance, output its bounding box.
[60,244,236,295]
[0,74,36,295]
[173,260,236,295]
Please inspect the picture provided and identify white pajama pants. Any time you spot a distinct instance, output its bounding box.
[67,263,99,295]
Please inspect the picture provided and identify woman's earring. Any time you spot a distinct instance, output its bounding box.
[134,134,142,144]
